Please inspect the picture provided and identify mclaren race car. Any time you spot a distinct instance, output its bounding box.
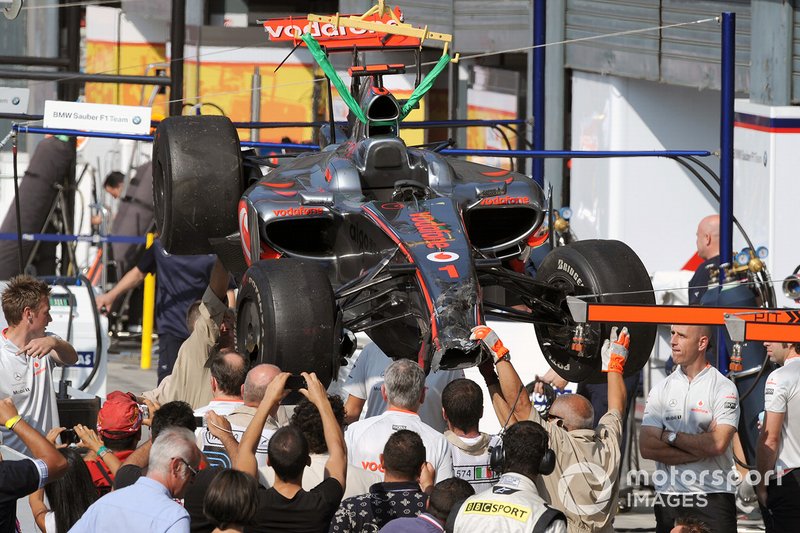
[151,11,656,387]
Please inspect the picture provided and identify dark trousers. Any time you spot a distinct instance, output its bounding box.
[157,333,186,384]
[763,470,800,533]
[654,492,736,533]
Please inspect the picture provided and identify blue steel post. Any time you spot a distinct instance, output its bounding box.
[532,0,546,187]
[720,12,735,279]
[719,12,735,372]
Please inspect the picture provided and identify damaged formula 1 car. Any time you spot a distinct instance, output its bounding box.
[152,7,656,388]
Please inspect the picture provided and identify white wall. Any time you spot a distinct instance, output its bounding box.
[569,71,726,274]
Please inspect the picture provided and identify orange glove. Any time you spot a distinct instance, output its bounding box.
[470,326,510,364]
[601,326,630,374]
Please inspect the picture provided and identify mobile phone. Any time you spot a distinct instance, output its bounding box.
[285,375,307,390]
[61,428,78,445]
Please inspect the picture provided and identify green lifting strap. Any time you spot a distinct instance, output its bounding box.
[400,53,451,120]
[301,33,368,124]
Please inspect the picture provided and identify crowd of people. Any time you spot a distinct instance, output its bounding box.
[0,212,796,533]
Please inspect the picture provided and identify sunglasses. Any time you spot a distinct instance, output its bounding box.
[176,457,198,479]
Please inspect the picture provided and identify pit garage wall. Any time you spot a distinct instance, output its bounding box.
[570,71,799,307]
[733,100,800,308]
[569,70,727,275]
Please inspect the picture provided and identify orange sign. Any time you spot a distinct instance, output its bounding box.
[745,323,800,342]
[263,8,421,49]
[584,303,800,342]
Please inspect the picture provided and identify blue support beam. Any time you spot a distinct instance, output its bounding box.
[719,12,735,276]
[532,0,546,187]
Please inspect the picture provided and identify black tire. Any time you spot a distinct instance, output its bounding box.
[534,240,656,384]
[236,259,339,388]
[153,115,243,255]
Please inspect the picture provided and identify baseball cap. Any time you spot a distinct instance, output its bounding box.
[97,391,143,439]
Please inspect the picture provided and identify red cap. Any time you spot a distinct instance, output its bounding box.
[97,391,142,439]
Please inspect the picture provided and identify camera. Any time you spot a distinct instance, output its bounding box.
[138,403,150,420]
[61,428,78,445]
[285,375,307,390]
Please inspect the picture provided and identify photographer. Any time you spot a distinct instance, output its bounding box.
[235,372,346,532]
[81,391,144,494]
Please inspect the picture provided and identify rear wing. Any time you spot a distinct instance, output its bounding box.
[262,1,456,126]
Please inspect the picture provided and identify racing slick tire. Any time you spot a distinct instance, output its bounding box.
[153,115,243,255]
[236,259,339,388]
[534,239,656,384]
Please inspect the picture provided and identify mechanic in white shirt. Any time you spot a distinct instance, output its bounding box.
[441,378,501,492]
[640,324,739,533]
[345,358,453,481]
[0,276,78,453]
[756,341,800,532]
[343,342,464,432]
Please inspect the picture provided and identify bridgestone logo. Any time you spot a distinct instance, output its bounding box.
[464,501,530,522]
[556,259,584,287]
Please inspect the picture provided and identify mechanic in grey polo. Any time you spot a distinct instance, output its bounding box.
[639,324,740,533]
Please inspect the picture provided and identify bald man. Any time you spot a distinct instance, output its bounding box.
[689,215,720,304]
[640,324,739,533]
[196,363,286,472]
[478,325,631,532]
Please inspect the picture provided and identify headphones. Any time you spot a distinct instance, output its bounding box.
[488,385,557,476]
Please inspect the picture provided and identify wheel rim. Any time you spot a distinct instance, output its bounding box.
[237,296,263,364]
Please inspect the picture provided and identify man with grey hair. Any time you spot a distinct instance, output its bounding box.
[345,358,453,481]
[71,427,201,532]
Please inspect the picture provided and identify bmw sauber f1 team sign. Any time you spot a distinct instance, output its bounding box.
[44,101,151,135]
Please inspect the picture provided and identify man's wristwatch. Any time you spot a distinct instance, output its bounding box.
[665,431,678,447]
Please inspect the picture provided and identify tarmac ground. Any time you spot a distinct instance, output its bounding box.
[106,337,766,532]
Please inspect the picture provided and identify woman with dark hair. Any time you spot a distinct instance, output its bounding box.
[203,469,260,533]
[28,447,98,533]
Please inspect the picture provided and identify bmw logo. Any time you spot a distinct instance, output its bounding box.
[132,116,142,125]
[11,97,20,105]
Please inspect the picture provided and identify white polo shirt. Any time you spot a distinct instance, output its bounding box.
[345,408,453,481]
[642,363,739,494]
[342,343,464,433]
[764,357,800,478]
[0,331,60,454]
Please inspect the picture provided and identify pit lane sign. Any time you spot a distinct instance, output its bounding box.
[43,101,151,135]
[581,302,800,343]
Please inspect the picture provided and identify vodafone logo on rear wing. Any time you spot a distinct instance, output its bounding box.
[263,8,421,49]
